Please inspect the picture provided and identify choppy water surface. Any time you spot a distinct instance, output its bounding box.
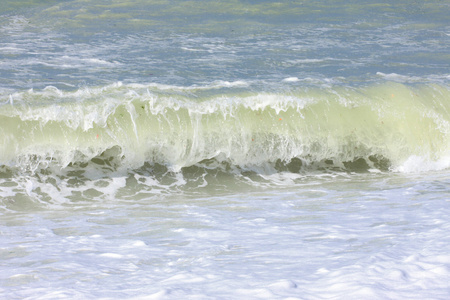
[1,0,450,299]
[2,170,450,299]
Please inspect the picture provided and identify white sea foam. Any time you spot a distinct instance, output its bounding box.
[282,77,300,82]
[1,0,449,299]
[1,171,449,299]
[396,155,450,173]
[376,72,422,82]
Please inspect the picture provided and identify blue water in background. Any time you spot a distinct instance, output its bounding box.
[1,1,450,299]
[1,0,448,91]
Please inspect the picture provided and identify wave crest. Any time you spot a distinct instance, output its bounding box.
[1,82,449,174]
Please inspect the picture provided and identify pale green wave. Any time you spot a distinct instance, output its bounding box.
[1,82,449,173]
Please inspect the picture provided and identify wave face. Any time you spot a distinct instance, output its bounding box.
[1,81,449,174]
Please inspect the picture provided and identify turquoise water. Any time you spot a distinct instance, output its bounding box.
[1,1,450,299]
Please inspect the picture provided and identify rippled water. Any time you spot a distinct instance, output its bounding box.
[2,171,450,299]
[1,0,450,299]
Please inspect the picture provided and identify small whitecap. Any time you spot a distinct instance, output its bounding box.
[282,77,299,82]
[99,253,123,259]
[124,240,146,248]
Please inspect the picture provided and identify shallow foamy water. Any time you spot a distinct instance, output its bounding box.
[1,171,450,299]
[1,0,449,298]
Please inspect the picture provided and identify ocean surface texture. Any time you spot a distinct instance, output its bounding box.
[1,1,450,299]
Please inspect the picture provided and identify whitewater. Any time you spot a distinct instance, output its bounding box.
[1,0,450,299]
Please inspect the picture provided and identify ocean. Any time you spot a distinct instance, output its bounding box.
[1,0,450,299]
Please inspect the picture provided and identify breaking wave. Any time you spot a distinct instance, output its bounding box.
[1,81,449,175]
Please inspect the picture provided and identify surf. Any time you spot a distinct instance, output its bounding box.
[1,81,449,174]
